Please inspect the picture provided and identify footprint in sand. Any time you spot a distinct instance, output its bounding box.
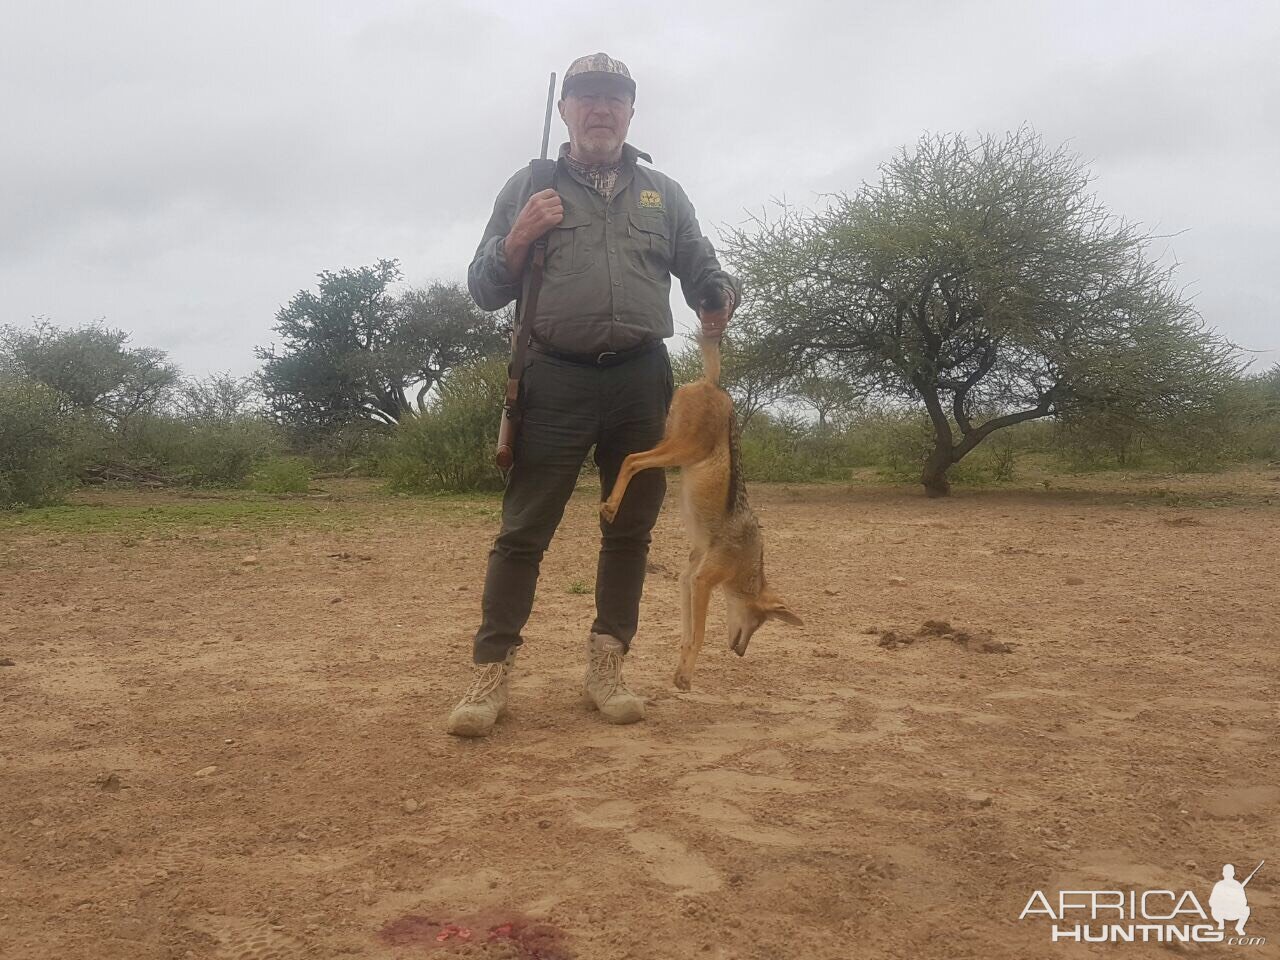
[675,796,805,847]
[193,915,310,960]
[572,798,638,829]
[109,833,219,888]
[572,800,723,894]
[624,830,723,894]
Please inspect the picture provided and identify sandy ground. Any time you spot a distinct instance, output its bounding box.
[2,470,1278,959]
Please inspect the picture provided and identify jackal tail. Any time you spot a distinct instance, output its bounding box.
[697,334,721,386]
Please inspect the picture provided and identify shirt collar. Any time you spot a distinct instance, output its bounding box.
[557,142,653,166]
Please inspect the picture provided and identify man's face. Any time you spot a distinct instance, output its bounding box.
[559,78,634,161]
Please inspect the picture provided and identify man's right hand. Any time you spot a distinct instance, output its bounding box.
[503,189,563,278]
[510,189,564,244]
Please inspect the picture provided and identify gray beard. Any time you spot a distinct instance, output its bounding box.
[572,131,622,163]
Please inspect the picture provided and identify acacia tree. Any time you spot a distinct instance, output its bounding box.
[174,372,262,421]
[724,130,1241,495]
[788,364,865,429]
[1251,364,1280,460]
[1,320,179,424]
[256,260,505,432]
[396,282,510,412]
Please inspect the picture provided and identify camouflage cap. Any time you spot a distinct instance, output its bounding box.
[561,52,636,100]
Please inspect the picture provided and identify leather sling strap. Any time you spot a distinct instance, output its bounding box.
[495,157,558,473]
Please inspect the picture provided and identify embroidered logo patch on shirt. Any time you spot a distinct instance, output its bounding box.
[638,190,663,209]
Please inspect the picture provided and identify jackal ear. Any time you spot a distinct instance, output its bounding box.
[768,602,803,627]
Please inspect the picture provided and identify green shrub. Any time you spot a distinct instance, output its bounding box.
[1244,415,1280,462]
[300,420,390,476]
[989,435,1017,482]
[0,378,83,508]
[737,406,1025,486]
[250,456,312,493]
[1224,366,1280,463]
[843,408,1031,485]
[739,412,856,482]
[1043,366,1280,473]
[381,357,506,493]
[850,410,933,481]
[182,418,289,485]
[104,414,288,486]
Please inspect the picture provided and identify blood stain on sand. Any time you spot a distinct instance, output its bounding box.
[378,911,571,959]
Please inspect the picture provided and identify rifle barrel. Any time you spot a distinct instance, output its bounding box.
[540,72,556,160]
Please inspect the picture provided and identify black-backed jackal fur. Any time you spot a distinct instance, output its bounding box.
[599,333,802,690]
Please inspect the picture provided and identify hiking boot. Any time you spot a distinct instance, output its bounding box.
[584,633,645,724]
[446,650,517,738]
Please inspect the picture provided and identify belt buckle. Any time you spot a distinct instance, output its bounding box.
[595,350,618,365]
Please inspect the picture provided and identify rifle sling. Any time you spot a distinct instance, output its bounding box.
[504,158,558,413]
[505,239,546,411]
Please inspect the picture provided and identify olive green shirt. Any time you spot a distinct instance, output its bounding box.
[467,142,739,354]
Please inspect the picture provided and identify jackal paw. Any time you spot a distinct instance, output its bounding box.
[599,501,619,524]
[673,670,692,691]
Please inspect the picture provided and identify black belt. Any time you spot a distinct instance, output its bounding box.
[529,338,663,368]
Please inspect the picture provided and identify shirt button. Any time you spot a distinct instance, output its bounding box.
[613,280,620,286]
[609,248,615,253]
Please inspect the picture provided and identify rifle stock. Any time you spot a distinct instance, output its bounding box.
[495,378,520,471]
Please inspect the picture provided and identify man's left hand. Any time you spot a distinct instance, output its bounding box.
[697,288,735,338]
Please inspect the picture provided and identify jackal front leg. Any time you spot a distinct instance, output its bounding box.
[675,546,702,670]
[678,548,700,651]
[674,561,723,691]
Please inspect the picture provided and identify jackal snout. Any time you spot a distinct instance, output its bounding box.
[726,584,803,658]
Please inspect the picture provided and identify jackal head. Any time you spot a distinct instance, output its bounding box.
[726,585,803,657]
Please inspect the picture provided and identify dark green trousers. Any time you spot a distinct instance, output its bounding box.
[472,345,674,663]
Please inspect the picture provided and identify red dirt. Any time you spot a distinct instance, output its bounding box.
[2,473,1277,958]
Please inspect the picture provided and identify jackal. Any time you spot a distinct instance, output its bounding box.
[599,330,802,690]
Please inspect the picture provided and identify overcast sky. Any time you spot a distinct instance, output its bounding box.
[4,0,1277,378]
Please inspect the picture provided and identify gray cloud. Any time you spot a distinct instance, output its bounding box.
[3,0,1276,376]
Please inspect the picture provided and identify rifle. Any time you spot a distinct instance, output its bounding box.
[1242,860,1265,887]
[496,71,558,473]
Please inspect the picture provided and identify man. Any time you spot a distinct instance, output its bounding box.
[1208,863,1252,936]
[448,52,738,737]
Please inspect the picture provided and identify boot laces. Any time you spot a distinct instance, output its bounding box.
[588,648,626,700]
[460,660,509,705]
